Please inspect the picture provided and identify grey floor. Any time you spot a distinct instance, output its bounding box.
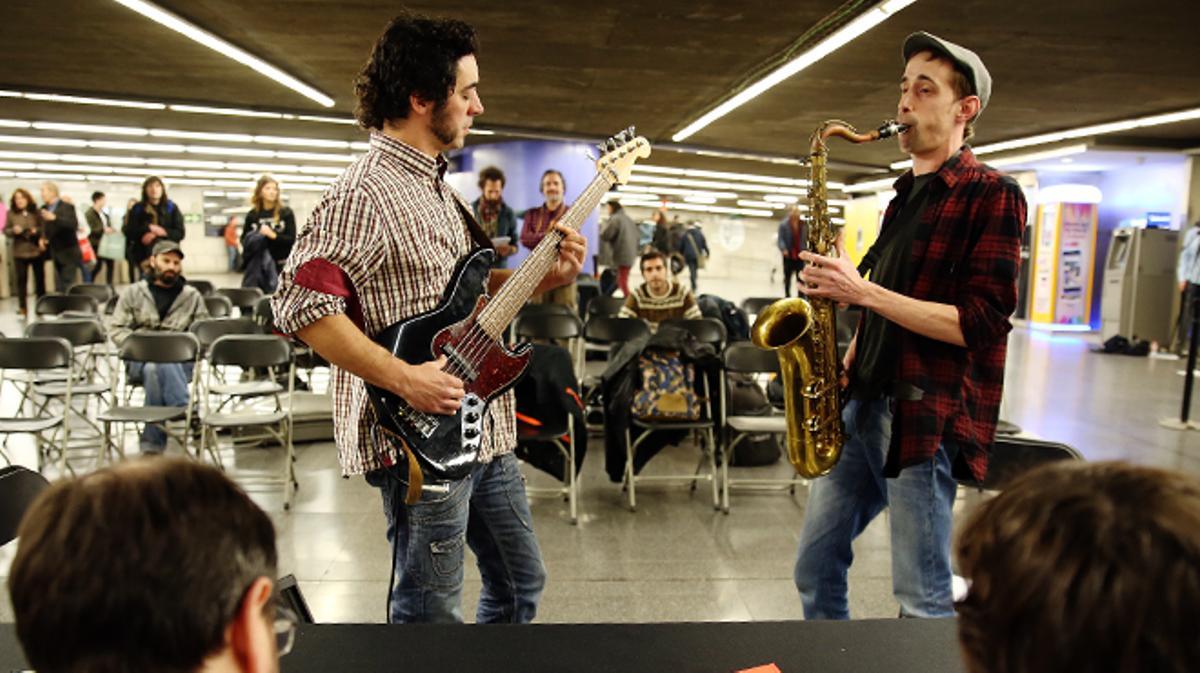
[3,270,1200,625]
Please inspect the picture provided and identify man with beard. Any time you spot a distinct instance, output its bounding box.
[471,166,518,268]
[791,32,1026,619]
[272,13,585,624]
[521,169,577,309]
[618,250,701,331]
[109,239,209,455]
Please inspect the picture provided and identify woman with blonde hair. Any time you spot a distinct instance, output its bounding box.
[240,175,295,293]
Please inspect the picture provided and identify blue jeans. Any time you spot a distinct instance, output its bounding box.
[365,451,547,624]
[127,361,193,453]
[227,246,239,271]
[794,396,958,619]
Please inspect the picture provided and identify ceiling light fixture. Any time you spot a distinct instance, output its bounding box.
[110,0,334,107]
[671,0,917,142]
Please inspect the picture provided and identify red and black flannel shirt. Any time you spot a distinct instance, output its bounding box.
[881,146,1026,483]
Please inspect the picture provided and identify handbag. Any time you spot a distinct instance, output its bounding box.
[77,233,96,264]
[98,231,126,260]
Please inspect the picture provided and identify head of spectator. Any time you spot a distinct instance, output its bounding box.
[651,208,667,228]
[955,461,1200,673]
[142,175,167,207]
[478,166,505,205]
[540,169,565,210]
[8,457,286,673]
[39,181,59,206]
[606,200,623,216]
[787,204,802,225]
[10,188,36,214]
[150,238,185,288]
[353,12,481,154]
[91,190,106,211]
[253,175,281,216]
[899,32,987,153]
[640,250,670,295]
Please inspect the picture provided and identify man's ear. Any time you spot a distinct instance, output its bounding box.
[228,576,276,673]
[409,93,434,118]
[957,95,981,125]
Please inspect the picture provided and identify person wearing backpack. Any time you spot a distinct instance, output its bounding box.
[679,221,710,292]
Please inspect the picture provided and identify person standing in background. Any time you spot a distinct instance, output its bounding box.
[120,197,138,282]
[679,221,710,292]
[471,166,518,268]
[600,200,639,296]
[1173,219,1200,355]
[521,169,576,309]
[223,216,241,272]
[40,181,81,293]
[124,176,185,279]
[85,191,116,286]
[650,207,671,256]
[778,205,807,297]
[241,175,296,293]
[5,188,46,316]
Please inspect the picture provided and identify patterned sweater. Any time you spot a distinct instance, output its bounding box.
[618,281,702,330]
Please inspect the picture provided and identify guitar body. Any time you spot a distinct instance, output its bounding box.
[367,247,532,479]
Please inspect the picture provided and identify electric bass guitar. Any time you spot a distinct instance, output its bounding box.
[366,128,651,481]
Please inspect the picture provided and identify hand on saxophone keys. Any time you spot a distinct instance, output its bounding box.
[798,234,871,307]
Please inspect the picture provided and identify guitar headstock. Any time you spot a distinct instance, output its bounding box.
[595,126,651,186]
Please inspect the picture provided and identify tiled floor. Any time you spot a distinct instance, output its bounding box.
[3,270,1200,625]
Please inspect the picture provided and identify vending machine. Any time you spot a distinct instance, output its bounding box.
[1099,227,1179,346]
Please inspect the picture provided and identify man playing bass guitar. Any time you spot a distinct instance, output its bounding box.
[272,13,586,624]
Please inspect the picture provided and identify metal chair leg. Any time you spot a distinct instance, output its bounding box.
[624,427,637,512]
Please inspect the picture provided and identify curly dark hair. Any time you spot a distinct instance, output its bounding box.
[354,12,479,130]
[478,165,505,189]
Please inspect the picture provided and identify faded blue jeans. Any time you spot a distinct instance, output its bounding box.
[365,451,547,624]
[126,361,193,453]
[794,396,959,619]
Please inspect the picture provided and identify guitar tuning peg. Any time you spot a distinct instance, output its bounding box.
[627,126,636,138]
[606,138,617,152]
[585,150,597,162]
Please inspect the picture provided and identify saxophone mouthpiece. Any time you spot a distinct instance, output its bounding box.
[877,120,909,139]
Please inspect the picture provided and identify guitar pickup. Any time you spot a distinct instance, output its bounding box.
[442,344,479,381]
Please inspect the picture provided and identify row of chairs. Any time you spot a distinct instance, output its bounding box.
[0,313,303,508]
[33,283,268,321]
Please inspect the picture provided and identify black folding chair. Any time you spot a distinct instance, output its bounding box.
[68,283,115,305]
[718,342,795,513]
[215,287,265,317]
[35,293,99,318]
[660,317,728,353]
[97,332,200,460]
[961,436,1084,492]
[0,337,74,473]
[186,279,216,297]
[741,297,782,319]
[199,335,297,508]
[25,319,115,464]
[586,295,626,319]
[190,318,262,353]
[0,465,51,545]
[514,344,582,524]
[515,312,585,377]
[204,295,234,319]
[581,316,652,430]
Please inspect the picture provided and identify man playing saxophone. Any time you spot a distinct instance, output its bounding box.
[792,32,1026,619]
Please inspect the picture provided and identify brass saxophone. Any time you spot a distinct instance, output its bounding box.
[751,120,908,478]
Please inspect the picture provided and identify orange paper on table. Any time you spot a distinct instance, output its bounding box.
[736,665,782,673]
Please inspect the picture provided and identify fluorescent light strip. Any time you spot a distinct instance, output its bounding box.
[3,118,363,150]
[111,0,334,107]
[737,199,785,210]
[23,92,165,110]
[843,176,900,193]
[630,174,807,196]
[672,0,917,141]
[32,121,147,136]
[617,184,737,199]
[891,107,1200,170]
[0,150,346,177]
[889,143,1091,173]
[0,88,362,124]
[0,134,358,163]
[169,104,284,119]
[618,198,775,218]
[634,164,809,187]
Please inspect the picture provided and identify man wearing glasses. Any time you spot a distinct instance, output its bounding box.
[7,458,298,671]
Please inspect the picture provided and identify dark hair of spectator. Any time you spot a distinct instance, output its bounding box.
[9,458,278,673]
[354,12,479,130]
[956,461,1200,673]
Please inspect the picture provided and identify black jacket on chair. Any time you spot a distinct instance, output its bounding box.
[514,344,586,481]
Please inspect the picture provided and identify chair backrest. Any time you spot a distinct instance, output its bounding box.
[276,573,315,624]
[190,318,261,350]
[0,466,51,546]
[186,279,216,297]
[119,332,200,363]
[517,302,575,320]
[209,334,292,368]
[583,315,651,344]
[0,336,73,370]
[977,437,1084,491]
[660,317,727,350]
[215,287,265,310]
[515,312,584,341]
[68,283,116,304]
[723,342,781,375]
[740,297,781,316]
[204,295,234,319]
[35,293,99,317]
[253,296,278,333]
[587,295,626,318]
[25,318,107,347]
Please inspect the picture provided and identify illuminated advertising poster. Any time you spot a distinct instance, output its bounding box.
[1030,203,1060,322]
[1055,203,1097,325]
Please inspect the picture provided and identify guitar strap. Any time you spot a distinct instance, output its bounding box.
[455,199,496,251]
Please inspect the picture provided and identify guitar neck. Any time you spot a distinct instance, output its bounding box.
[477,167,616,338]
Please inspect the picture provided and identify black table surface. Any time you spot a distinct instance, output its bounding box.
[1,618,965,673]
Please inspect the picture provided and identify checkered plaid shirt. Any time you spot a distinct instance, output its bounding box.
[881,146,1026,483]
[272,132,516,476]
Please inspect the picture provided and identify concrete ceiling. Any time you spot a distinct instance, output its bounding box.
[2,0,1199,184]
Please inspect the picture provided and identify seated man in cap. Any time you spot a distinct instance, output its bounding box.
[109,239,209,454]
[8,457,290,672]
[956,461,1200,673]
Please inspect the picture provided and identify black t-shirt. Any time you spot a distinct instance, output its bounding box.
[851,174,935,400]
[149,278,184,321]
[243,207,297,263]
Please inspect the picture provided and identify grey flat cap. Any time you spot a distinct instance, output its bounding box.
[151,239,184,258]
[903,31,991,114]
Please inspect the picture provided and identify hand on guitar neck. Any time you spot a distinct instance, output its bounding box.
[487,222,587,296]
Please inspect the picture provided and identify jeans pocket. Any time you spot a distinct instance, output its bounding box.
[499,456,535,533]
[428,534,465,584]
